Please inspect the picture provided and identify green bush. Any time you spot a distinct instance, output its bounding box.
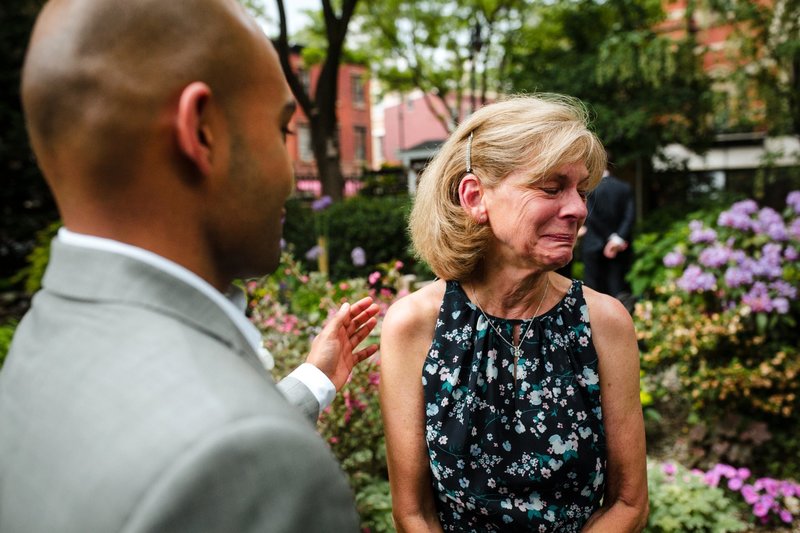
[282,195,429,281]
[646,460,747,532]
[11,221,60,295]
[0,321,18,369]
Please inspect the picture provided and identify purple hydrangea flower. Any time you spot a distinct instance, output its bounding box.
[770,280,797,300]
[756,244,784,279]
[677,265,717,292]
[724,266,754,288]
[688,220,717,243]
[787,190,800,214]
[790,218,800,240]
[305,245,322,260]
[350,246,366,267]
[729,250,749,269]
[731,199,759,215]
[742,282,773,312]
[785,246,798,261]
[663,250,686,267]
[311,195,333,212]
[758,207,783,226]
[718,209,753,231]
[766,221,788,240]
[698,244,731,268]
[773,297,790,314]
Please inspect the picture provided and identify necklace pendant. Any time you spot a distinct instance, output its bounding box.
[513,346,522,360]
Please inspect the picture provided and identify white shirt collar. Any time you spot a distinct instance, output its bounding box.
[56,228,274,369]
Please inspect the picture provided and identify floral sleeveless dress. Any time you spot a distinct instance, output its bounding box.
[423,280,606,532]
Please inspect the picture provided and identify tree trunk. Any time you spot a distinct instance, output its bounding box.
[274,0,358,202]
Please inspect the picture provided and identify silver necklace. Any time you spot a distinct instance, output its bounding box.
[470,277,550,361]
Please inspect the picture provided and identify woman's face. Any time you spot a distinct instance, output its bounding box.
[482,161,590,271]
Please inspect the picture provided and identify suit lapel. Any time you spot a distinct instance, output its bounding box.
[42,239,266,372]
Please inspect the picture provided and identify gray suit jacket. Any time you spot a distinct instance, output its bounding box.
[0,240,359,532]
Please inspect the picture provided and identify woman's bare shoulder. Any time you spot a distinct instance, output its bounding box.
[382,279,446,338]
[381,280,446,345]
[581,284,634,330]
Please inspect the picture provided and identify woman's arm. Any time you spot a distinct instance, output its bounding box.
[582,291,649,532]
[379,283,445,533]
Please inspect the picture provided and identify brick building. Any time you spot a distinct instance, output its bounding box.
[283,46,372,197]
[656,0,799,198]
[379,90,481,166]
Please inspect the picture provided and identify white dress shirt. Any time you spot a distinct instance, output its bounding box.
[57,228,335,414]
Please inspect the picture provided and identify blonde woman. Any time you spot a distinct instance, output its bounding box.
[379,95,648,532]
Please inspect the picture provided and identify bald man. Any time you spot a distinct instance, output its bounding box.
[0,1,377,531]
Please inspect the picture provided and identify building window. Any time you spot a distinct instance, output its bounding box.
[297,124,313,162]
[352,74,365,106]
[354,126,367,162]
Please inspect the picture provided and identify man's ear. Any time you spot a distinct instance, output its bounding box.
[176,82,214,177]
[458,173,487,223]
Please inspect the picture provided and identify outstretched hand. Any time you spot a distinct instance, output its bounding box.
[306,296,380,391]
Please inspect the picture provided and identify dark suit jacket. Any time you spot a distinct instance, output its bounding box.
[0,240,359,532]
[582,174,635,254]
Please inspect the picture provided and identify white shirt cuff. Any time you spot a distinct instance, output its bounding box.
[608,233,626,246]
[287,363,336,414]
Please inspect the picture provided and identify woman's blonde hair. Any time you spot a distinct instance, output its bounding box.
[409,94,606,281]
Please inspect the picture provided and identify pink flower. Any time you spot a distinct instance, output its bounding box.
[753,501,770,518]
[779,510,792,523]
[728,477,744,491]
[704,471,721,487]
[368,271,381,285]
[662,463,677,476]
[742,485,759,504]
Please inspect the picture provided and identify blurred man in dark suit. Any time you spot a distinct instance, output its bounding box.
[581,165,635,299]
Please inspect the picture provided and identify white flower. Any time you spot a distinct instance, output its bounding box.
[582,367,599,385]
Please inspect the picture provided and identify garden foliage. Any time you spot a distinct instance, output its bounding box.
[282,195,425,280]
[635,192,800,478]
[246,253,408,531]
[647,460,747,532]
[649,460,800,530]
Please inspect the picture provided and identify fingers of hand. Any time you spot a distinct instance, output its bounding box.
[350,317,378,347]
[348,303,380,336]
[355,344,379,363]
[349,296,375,317]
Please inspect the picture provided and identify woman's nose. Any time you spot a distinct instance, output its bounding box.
[562,189,588,219]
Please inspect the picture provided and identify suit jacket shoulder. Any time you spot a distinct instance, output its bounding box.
[0,240,357,532]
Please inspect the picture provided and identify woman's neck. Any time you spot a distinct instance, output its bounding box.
[465,267,551,319]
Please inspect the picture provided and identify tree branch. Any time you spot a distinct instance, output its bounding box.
[274,0,315,116]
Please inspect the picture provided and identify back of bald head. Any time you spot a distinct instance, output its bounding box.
[22,0,267,185]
